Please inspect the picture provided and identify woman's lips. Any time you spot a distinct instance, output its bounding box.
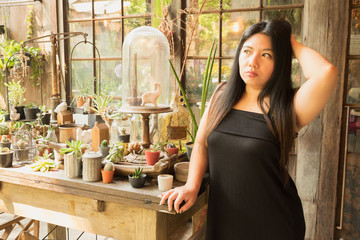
[245,71,258,77]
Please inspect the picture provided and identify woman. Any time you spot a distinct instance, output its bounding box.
[160,19,338,239]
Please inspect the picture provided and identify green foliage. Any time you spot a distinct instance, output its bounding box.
[25,6,34,39]
[74,75,94,97]
[4,80,26,106]
[100,139,108,148]
[170,40,217,143]
[59,140,85,158]
[149,142,163,152]
[90,94,113,115]
[0,122,9,135]
[132,166,143,178]
[105,142,124,163]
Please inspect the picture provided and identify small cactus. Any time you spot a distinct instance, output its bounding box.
[104,161,114,171]
[101,139,108,148]
[166,143,176,148]
[1,135,10,143]
[0,123,10,135]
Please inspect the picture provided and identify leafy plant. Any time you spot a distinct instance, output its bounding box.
[169,40,217,143]
[59,140,86,158]
[74,75,94,97]
[4,79,26,107]
[131,166,143,178]
[148,142,163,152]
[105,142,124,163]
[90,94,113,115]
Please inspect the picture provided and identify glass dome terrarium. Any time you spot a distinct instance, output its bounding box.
[121,26,173,148]
[121,26,172,110]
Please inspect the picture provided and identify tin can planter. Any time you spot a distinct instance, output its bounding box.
[128,173,146,188]
[145,151,160,165]
[64,153,82,178]
[0,151,13,167]
[82,151,102,182]
[101,169,115,183]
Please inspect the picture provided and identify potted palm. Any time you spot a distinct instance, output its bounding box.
[60,140,86,178]
[169,40,217,159]
[144,142,162,166]
[128,165,146,188]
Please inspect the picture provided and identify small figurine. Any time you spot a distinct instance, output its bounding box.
[10,105,20,121]
[82,97,91,113]
[141,82,161,107]
[54,101,67,113]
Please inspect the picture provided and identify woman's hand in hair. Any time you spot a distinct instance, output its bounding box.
[159,184,198,214]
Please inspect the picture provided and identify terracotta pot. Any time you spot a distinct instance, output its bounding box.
[128,173,146,188]
[76,96,86,108]
[0,134,11,142]
[37,146,51,156]
[145,151,160,166]
[165,147,179,157]
[101,169,114,183]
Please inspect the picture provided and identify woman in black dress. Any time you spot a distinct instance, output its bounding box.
[160,19,338,239]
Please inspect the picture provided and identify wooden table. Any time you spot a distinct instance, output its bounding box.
[0,166,208,240]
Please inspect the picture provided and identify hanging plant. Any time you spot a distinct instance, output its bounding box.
[25,6,35,40]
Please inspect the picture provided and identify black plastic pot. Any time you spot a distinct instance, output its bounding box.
[24,107,40,120]
[185,142,193,161]
[40,113,51,125]
[118,134,130,143]
[128,173,147,188]
[15,106,25,120]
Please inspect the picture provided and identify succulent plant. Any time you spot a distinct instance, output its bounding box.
[132,166,143,178]
[100,139,108,148]
[104,161,114,171]
[0,123,10,135]
[17,139,25,149]
[1,135,10,143]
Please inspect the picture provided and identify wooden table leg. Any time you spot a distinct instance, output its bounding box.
[47,223,66,240]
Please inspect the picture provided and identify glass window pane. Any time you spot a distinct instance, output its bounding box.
[263,8,302,39]
[188,14,219,56]
[350,9,360,55]
[94,0,122,18]
[124,0,151,16]
[262,0,303,6]
[99,60,122,99]
[71,61,94,98]
[223,0,259,9]
[222,11,259,57]
[347,107,360,153]
[95,20,122,58]
[69,22,93,59]
[68,0,92,20]
[221,59,233,82]
[347,60,360,104]
[124,18,151,36]
[185,59,219,101]
[188,0,219,11]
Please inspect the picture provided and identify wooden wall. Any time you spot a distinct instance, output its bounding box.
[296,0,348,239]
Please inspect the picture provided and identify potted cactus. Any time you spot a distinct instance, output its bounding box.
[0,122,11,142]
[144,142,162,166]
[99,139,110,158]
[0,147,13,167]
[164,143,179,157]
[128,165,146,188]
[0,135,11,149]
[101,161,115,183]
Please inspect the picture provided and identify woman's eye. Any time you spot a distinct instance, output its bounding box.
[263,53,272,58]
[243,49,250,54]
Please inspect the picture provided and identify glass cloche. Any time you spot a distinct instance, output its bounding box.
[121,26,172,110]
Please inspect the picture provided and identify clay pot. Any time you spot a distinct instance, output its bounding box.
[165,147,179,157]
[101,169,114,183]
[145,151,160,166]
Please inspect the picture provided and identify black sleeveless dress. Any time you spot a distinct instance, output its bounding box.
[206,109,305,240]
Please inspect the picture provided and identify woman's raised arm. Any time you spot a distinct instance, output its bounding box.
[292,36,338,131]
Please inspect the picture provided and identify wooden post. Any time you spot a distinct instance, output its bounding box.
[296,0,348,239]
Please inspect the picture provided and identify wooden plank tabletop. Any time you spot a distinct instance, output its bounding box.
[0,165,191,213]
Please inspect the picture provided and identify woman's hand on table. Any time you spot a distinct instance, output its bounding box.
[159,184,198,214]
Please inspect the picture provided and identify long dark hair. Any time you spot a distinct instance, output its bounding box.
[206,19,296,178]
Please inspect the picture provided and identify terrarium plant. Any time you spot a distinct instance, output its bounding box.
[128,165,146,188]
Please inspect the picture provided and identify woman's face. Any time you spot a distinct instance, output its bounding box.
[239,33,275,91]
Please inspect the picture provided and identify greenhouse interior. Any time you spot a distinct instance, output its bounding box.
[0,0,358,239]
